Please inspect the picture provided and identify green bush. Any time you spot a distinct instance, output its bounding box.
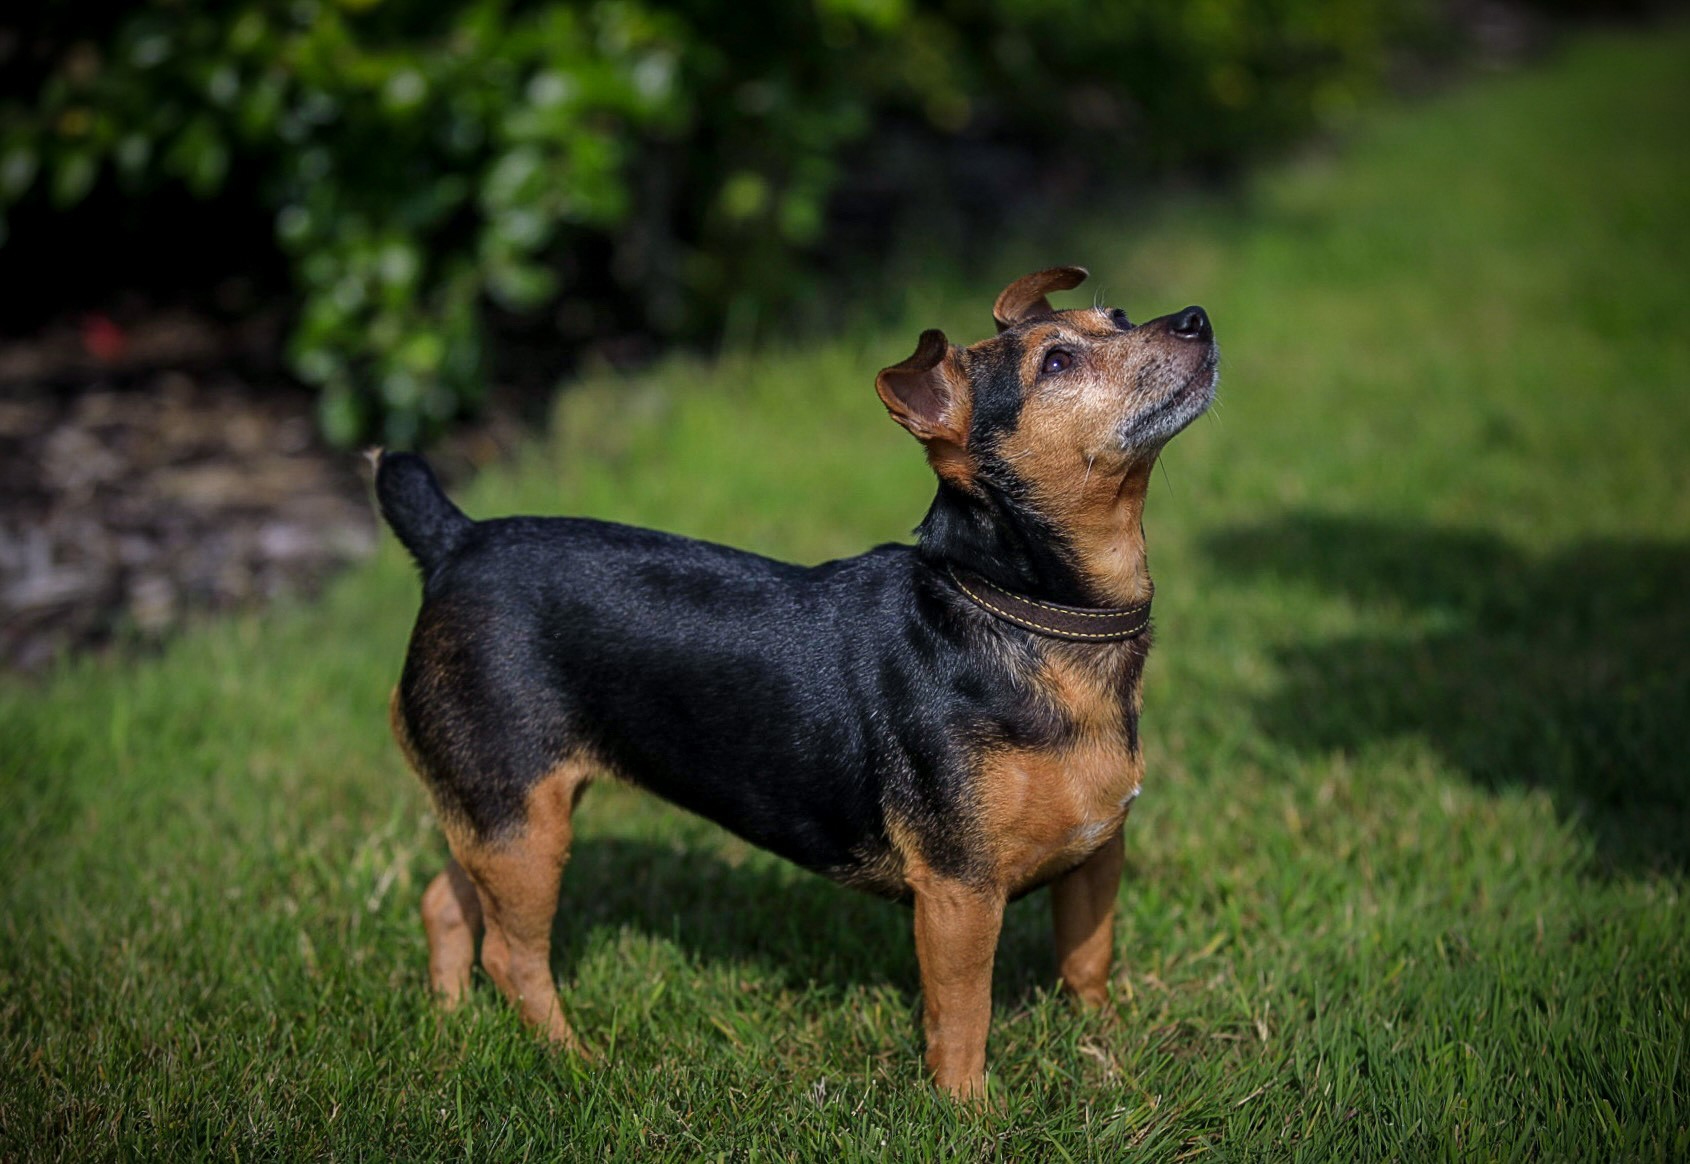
[0,0,1430,445]
[5,2,690,445]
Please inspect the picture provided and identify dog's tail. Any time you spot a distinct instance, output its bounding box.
[372,450,473,576]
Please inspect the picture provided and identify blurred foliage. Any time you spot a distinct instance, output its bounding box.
[1,0,1437,445]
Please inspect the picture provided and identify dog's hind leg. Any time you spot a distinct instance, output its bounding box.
[421,858,482,1008]
[450,760,592,1053]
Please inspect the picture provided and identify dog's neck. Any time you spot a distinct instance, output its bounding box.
[915,462,1155,610]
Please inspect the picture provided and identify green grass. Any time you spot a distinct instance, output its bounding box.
[4,27,1689,1161]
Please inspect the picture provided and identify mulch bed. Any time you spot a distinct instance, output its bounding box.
[0,311,402,673]
[0,376,375,673]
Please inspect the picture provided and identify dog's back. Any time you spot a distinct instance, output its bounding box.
[378,451,1035,890]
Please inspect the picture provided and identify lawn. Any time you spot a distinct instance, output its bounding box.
[3,26,1688,1161]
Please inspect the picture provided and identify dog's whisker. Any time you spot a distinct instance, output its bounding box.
[1157,455,1177,497]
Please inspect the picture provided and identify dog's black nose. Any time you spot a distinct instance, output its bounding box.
[1170,306,1212,342]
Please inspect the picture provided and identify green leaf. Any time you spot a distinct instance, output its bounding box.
[167,119,230,196]
[718,171,768,221]
[114,134,153,178]
[485,260,557,310]
[383,69,429,114]
[397,330,446,374]
[0,147,38,201]
[315,382,364,447]
[778,191,823,245]
[51,151,98,208]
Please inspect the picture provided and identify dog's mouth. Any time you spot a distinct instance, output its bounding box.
[1118,347,1218,449]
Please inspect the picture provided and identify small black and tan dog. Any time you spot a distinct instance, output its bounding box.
[375,267,1216,1098]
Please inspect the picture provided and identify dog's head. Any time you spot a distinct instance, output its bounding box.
[876,266,1217,494]
[877,267,1217,600]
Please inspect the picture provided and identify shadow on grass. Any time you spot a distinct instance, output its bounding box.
[551,836,1062,1004]
[1205,513,1690,876]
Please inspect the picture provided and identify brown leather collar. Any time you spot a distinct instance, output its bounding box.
[947,567,1152,642]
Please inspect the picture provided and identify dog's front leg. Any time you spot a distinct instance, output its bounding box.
[912,879,1005,1099]
[1050,826,1124,1006]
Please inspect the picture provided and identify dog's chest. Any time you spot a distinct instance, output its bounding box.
[980,732,1143,893]
[976,648,1146,892]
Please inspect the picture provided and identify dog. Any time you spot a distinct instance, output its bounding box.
[375,266,1217,1098]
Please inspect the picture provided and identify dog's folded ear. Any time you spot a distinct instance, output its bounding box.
[992,266,1089,332]
[876,328,971,455]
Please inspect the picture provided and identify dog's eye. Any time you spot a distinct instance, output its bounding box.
[1041,348,1074,375]
[1110,308,1133,331]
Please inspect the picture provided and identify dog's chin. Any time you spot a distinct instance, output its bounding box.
[1118,356,1218,452]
